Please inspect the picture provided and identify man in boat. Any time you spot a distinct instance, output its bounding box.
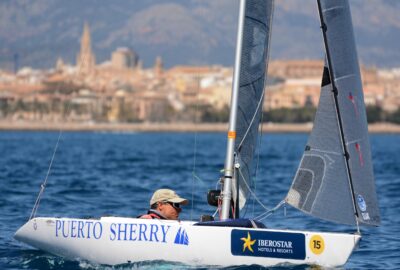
[139,188,188,220]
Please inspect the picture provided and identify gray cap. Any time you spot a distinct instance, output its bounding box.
[150,189,189,206]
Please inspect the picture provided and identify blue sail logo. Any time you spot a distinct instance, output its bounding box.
[357,194,367,212]
[174,227,189,245]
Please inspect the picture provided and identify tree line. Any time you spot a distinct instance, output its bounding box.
[201,106,400,124]
[1,98,399,124]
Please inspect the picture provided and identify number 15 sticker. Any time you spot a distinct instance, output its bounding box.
[309,235,325,255]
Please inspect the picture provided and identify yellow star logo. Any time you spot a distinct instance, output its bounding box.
[240,232,256,252]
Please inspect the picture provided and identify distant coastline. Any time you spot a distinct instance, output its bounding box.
[0,121,400,133]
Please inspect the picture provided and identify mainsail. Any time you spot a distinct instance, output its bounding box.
[232,0,274,211]
[286,0,380,226]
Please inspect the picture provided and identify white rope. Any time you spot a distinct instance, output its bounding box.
[212,208,219,218]
[29,47,89,220]
[237,166,270,212]
[254,200,285,221]
[237,88,265,150]
[236,165,286,221]
[234,77,267,217]
[29,130,63,220]
[190,136,198,221]
[252,99,265,216]
[190,75,201,221]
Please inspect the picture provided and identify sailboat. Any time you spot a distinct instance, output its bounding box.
[15,0,380,267]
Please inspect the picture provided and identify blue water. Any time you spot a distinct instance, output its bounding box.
[0,131,399,269]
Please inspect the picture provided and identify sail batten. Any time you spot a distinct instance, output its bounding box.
[232,0,274,211]
[286,0,380,226]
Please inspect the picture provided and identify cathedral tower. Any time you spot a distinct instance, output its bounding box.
[76,22,96,74]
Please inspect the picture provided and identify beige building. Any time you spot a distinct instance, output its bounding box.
[265,60,391,111]
[269,60,324,79]
[107,89,171,122]
[265,79,320,110]
[167,65,232,108]
[111,47,139,70]
[265,60,323,110]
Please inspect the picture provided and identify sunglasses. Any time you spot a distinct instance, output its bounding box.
[163,201,181,211]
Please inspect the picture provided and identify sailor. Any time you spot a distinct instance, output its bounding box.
[138,188,188,220]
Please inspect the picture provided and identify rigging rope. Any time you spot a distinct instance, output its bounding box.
[230,86,266,218]
[250,0,275,219]
[254,200,285,221]
[29,51,88,220]
[236,88,265,150]
[190,74,201,221]
[252,96,265,217]
[236,165,286,222]
[191,133,198,221]
[29,130,63,220]
[237,166,270,212]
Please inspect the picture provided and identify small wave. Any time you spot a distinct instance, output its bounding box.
[7,249,80,270]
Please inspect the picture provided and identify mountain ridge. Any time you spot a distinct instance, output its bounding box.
[0,0,399,70]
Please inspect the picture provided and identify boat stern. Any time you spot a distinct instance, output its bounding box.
[304,231,361,267]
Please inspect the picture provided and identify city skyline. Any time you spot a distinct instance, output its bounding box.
[0,21,399,125]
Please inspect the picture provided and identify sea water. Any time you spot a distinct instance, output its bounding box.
[0,131,399,269]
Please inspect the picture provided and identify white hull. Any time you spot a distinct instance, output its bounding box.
[15,216,360,267]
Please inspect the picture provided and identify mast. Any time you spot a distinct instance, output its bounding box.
[221,0,246,220]
[316,0,360,230]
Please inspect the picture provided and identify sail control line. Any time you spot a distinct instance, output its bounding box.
[220,0,247,220]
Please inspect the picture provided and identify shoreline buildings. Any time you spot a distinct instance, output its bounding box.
[0,23,399,123]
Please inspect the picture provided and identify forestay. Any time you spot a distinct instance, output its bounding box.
[286,0,380,226]
[232,0,274,211]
